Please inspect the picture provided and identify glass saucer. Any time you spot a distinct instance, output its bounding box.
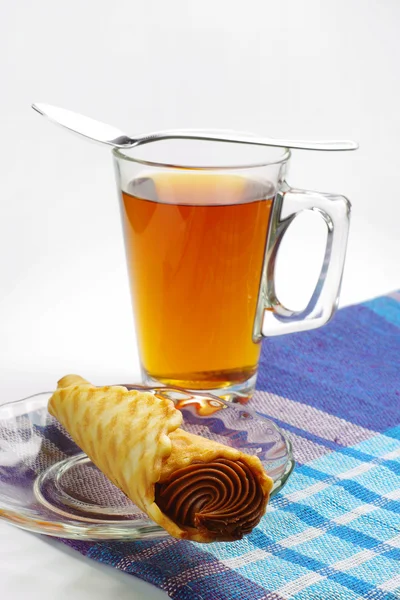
[0,386,294,541]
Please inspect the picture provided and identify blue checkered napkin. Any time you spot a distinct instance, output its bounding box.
[63,293,400,600]
[202,425,400,600]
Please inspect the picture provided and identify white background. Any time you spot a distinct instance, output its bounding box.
[0,1,399,599]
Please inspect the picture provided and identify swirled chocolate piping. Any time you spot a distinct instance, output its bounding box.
[155,458,267,541]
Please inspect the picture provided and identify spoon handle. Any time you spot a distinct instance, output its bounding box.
[137,130,359,151]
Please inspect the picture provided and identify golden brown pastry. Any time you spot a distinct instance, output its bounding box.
[48,375,273,542]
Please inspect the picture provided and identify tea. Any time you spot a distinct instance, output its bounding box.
[121,172,274,390]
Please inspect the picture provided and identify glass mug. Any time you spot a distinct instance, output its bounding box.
[114,137,350,401]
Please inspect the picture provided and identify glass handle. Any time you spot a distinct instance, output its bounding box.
[260,182,351,336]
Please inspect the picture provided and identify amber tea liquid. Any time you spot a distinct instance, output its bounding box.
[121,173,274,390]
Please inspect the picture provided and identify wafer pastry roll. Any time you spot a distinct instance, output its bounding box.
[49,375,273,542]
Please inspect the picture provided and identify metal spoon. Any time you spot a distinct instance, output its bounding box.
[32,103,358,152]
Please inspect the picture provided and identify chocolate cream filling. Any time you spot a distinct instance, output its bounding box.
[155,458,267,541]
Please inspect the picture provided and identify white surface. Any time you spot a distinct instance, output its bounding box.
[0,525,167,600]
[0,1,399,599]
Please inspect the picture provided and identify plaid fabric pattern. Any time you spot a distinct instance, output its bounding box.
[63,292,400,600]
